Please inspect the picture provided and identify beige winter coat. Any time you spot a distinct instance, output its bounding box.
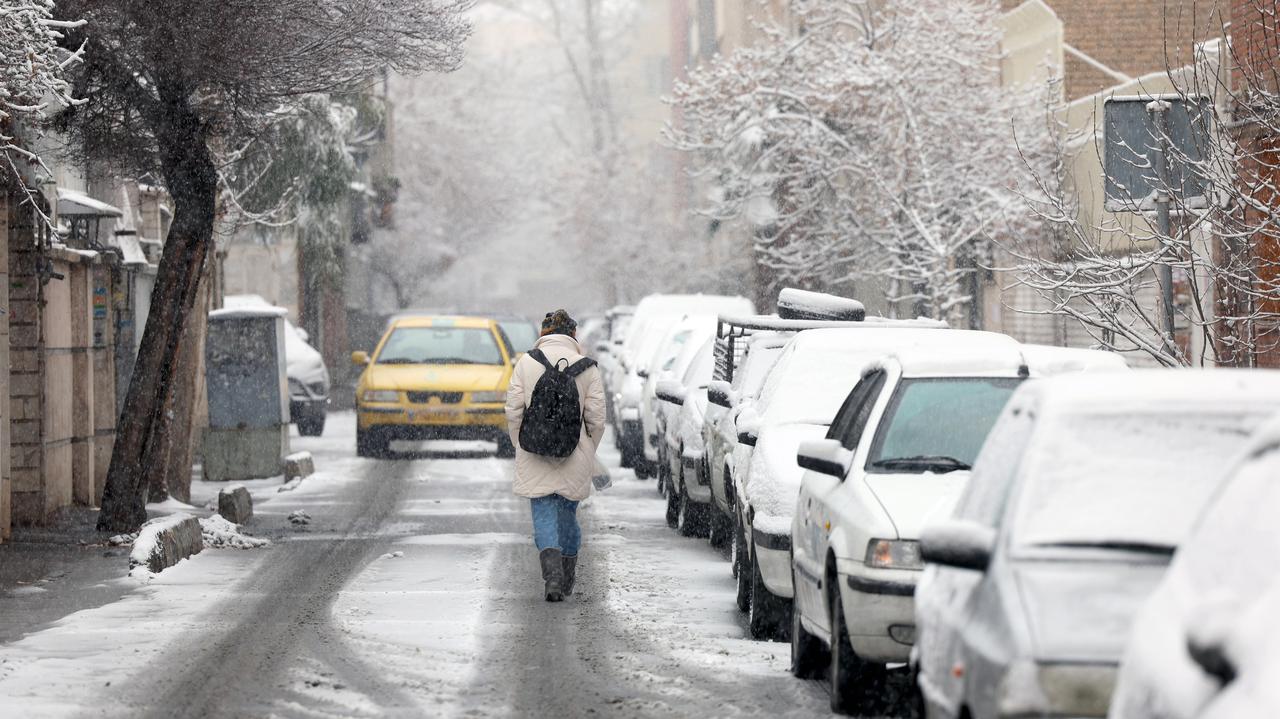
[505,334,606,501]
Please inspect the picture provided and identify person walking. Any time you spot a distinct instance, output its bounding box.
[504,309,606,602]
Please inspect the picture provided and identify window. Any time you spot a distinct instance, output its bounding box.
[376,327,503,365]
[827,370,886,451]
[866,377,1022,472]
[953,403,1036,528]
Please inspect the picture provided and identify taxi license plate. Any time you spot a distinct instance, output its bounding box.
[410,410,453,423]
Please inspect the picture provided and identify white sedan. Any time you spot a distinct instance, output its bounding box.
[790,334,1025,713]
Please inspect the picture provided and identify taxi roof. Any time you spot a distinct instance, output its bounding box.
[387,315,499,330]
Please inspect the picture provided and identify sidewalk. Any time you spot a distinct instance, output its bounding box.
[0,506,134,645]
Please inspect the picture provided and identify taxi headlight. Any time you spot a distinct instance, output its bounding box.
[362,390,400,403]
[470,390,506,403]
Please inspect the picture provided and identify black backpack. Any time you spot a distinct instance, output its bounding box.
[519,349,597,458]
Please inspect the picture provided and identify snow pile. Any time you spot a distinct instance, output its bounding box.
[288,509,312,525]
[199,514,269,550]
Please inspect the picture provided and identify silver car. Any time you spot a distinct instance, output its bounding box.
[914,371,1280,719]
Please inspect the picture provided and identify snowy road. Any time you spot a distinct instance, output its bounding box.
[0,413,884,717]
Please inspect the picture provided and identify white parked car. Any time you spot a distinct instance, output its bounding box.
[911,371,1280,719]
[1109,414,1280,719]
[655,337,716,535]
[704,333,789,547]
[787,333,1025,712]
[614,294,753,471]
[642,317,715,485]
[733,326,967,640]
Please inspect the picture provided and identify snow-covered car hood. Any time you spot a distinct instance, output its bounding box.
[864,470,969,539]
[1015,561,1170,663]
[285,322,328,388]
[744,422,828,535]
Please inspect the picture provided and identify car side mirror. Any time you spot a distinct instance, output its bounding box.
[707,380,733,408]
[351,351,370,367]
[796,439,853,479]
[920,520,997,572]
[637,367,649,379]
[655,380,687,406]
[595,342,610,354]
[1185,596,1242,685]
[1187,635,1238,686]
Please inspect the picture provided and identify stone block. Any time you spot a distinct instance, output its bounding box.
[217,485,253,524]
[284,451,315,482]
[8,278,37,301]
[9,349,37,373]
[201,426,287,482]
[129,514,203,574]
[9,372,39,397]
[8,300,37,324]
[9,419,39,445]
[11,468,40,493]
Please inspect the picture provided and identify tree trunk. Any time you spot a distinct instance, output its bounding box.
[97,103,217,532]
[161,264,212,503]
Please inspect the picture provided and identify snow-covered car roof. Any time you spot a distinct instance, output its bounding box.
[868,330,1025,378]
[1029,369,1280,416]
[1020,344,1129,376]
[633,293,754,318]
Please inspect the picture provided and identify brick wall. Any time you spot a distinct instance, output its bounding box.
[8,195,45,523]
[1004,0,1209,101]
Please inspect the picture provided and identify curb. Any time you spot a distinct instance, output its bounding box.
[129,513,203,574]
[285,451,315,482]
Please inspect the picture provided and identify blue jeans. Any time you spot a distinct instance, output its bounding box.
[530,494,581,556]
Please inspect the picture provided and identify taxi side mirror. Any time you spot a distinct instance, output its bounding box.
[351,351,370,367]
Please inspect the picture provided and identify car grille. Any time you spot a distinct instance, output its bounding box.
[407,391,462,405]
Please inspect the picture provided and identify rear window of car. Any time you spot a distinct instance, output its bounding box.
[866,377,1022,472]
[376,327,503,365]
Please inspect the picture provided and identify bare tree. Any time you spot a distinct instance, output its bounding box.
[1005,1,1280,367]
[667,0,1052,321]
[0,0,82,213]
[52,0,471,531]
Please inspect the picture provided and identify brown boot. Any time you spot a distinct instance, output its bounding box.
[561,554,578,596]
[539,548,564,602]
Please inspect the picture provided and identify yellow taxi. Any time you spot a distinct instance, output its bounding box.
[352,315,516,458]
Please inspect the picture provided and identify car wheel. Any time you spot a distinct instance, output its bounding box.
[734,518,751,613]
[665,478,680,528]
[748,553,788,641]
[707,511,731,549]
[356,426,389,459]
[790,569,827,679]
[495,435,516,459]
[296,404,326,437]
[676,484,707,538]
[829,586,884,715]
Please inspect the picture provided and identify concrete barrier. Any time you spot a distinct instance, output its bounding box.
[218,485,253,524]
[130,514,203,573]
[284,451,315,482]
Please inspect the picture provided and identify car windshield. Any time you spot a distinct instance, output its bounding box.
[499,321,538,353]
[376,327,503,365]
[1012,410,1269,551]
[866,377,1021,473]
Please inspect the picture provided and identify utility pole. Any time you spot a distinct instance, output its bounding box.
[1146,99,1179,361]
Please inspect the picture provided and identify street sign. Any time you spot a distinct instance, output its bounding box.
[1103,94,1212,212]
